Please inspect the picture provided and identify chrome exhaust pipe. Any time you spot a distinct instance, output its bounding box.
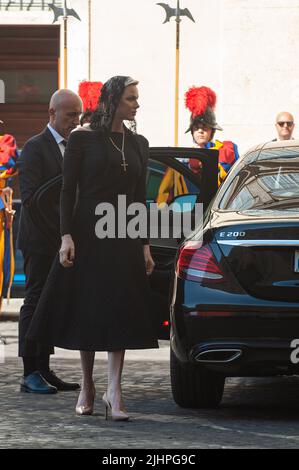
[195,349,242,363]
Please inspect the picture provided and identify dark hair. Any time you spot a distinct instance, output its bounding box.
[90,75,138,133]
[80,110,93,126]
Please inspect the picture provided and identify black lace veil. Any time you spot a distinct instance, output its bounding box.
[90,76,138,133]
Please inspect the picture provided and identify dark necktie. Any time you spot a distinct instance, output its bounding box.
[61,140,67,147]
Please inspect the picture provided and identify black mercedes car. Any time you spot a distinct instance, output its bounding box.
[170,140,299,409]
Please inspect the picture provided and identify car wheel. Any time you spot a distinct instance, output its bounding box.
[170,348,225,408]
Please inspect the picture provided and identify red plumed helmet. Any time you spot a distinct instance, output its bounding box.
[0,134,18,169]
[78,81,103,112]
[185,85,223,132]
[185,86,217,117]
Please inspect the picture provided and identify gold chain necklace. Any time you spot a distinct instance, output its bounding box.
[109,132,128,172]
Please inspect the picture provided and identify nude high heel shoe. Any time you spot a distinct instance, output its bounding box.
[75,385,96,416]
[102,392,129,421]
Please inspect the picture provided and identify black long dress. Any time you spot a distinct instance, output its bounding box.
[27,128,158,352]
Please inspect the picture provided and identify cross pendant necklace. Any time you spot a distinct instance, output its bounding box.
[109,131,128,172]
[120,151,128,172]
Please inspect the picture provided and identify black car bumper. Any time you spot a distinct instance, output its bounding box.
[189,339,299,376]
[171,279,299,376]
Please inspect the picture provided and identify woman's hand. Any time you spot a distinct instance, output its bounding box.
[59,234,75,268]
[143,244,155,276]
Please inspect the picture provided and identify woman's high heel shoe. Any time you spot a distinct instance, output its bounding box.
[75,385,96,416]
[102,392,129,421]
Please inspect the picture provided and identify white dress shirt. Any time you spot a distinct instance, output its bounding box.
[47,123,67,156]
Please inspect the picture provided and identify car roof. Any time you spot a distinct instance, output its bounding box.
[243,139,299,157]
[228,140,299,172]
[212,139,299,208]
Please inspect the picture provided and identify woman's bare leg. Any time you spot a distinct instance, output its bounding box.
[76,351,95,407]
[107,350,125,410]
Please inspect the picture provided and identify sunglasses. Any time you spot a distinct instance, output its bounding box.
[277,121,294,128]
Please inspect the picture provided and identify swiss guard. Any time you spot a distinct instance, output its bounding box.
[0,120,19,303]
[185,85,239,187]
[156,86,239,205]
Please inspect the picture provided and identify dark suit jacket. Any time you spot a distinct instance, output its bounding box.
[17,127,63,256]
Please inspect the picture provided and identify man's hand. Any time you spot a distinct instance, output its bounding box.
[0,186,13,207]
[143,244,155,276]
[59,234,75,268]
[0,187,15,229]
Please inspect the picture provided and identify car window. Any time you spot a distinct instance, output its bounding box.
[219,158,299,211]
[147,158,200,207]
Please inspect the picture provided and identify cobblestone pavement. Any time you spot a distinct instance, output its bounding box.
[1,321,299,449]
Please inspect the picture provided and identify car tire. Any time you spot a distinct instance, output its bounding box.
[170,348,225,408]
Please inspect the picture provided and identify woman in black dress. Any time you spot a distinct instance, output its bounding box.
[27,76,158,421]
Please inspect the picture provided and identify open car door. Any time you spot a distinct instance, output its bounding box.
[146,148,218,338]
[28,147,219,339]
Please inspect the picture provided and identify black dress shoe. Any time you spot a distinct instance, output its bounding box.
[41,370,80,391]
[20,371,57,394]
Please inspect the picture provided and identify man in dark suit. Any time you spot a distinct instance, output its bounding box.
[18,89,82,393]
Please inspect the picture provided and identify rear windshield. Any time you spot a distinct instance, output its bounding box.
[219,153,299,211]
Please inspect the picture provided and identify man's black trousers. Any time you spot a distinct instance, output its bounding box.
[18,251,55,357]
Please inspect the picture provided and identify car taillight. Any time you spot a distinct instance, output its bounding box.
[176,242,223,282]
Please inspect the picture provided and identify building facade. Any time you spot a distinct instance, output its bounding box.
[1,0,299,152]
